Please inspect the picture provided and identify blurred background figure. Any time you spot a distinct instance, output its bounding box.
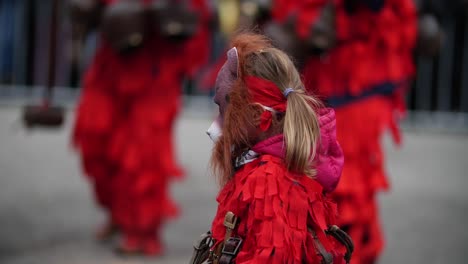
[297,1,417,263]
[71,0,214,256]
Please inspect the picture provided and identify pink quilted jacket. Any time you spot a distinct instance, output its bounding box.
[252,108,344,193]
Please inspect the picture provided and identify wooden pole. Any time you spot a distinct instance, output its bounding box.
[45,0,59,105]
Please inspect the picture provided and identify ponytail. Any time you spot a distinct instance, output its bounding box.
[283,89,322,177]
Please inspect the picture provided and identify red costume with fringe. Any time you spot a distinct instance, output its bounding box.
[73,0,212,253]
[211,117,347,263]
[211,154,346,264]
[295,0,417,263]
[210,106,347,263]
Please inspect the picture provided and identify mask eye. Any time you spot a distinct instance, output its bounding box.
[214,101,221,114]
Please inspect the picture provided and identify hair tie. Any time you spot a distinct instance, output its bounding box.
[283,88,294,98]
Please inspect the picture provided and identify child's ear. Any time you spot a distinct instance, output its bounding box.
[226,47,239,77]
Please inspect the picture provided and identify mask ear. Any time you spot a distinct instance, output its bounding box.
[226,47,239,77]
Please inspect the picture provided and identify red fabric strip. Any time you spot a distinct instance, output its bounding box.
[245,76,287,112]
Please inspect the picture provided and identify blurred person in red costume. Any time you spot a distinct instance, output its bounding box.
[191,32,354,264]
[71,0,214,255]
[293,0,418,263]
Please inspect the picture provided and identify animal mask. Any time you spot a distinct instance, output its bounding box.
[206,47,239,142]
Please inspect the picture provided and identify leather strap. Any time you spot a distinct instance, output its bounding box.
[326,225,354,264]
[189,231,214,264]
[309,227,334,264]
[223,212,238,241]
[219,237,243,264]
[212,211,241,264]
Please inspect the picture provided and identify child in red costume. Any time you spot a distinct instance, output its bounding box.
[204,33,352,264]
[72,0,213,255]
[200,1,415,262]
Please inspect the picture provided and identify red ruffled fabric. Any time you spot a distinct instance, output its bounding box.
[296,1,417,263]
[327,95,406,263]
[333,96,405,196]
[295,0,329,39]
[270,0,301,23]
[73,0,213,238]
[301,0,417,96]
[74,40,183,235]
[181,0,214,78]
[211,155,346,263]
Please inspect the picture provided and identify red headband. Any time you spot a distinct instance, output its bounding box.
[245,76,287,111]
[245,76,287,131]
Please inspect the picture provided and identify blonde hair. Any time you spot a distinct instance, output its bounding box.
[211,33,322,185]
[244,48,322,176]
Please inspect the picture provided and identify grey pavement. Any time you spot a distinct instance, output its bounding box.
[0,104,467,264]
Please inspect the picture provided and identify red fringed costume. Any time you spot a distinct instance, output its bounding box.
[73,0,212,254]
[211,154,346,263]
[295,0,417,263]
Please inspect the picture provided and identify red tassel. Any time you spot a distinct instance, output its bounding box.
[259,111,273,132]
